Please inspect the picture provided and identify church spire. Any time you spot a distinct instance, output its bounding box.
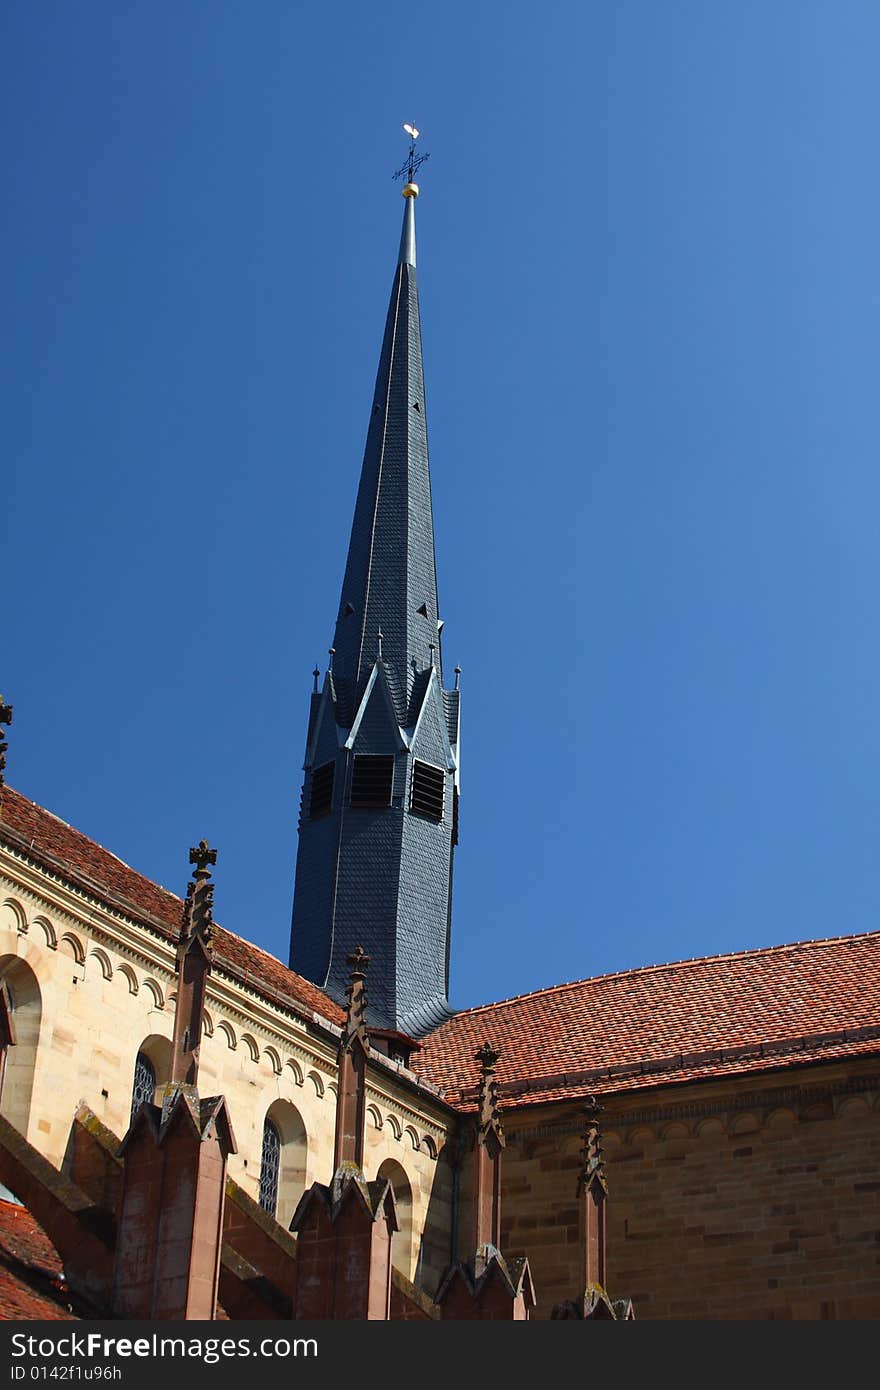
[289,142,460,1036]
[330,178,439,720]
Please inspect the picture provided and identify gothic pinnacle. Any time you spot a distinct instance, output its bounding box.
[0,698,12,788]
[579,1094,607,1193]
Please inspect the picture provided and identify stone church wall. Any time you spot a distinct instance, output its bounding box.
[501,1061,880,1319]
[0,847,455,1291]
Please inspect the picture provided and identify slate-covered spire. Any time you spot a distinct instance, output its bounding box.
[289,170,460,1037]
[331,181,440,720]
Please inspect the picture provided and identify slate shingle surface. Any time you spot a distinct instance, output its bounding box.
[288,195,458,1034]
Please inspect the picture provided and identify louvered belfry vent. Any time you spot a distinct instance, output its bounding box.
[309,762,335,819]
[411,760,445,822]
[350,755,394,808]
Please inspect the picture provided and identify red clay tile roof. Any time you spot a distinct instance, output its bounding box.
[414,934,880,1107]
[0,785,343,1028]
[0,1198,78,1319]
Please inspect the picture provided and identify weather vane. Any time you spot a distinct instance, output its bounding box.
[393,122,430,185]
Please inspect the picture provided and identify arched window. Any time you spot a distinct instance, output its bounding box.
[126,1034,172,1135]
[259,1100,309,1227]
[0,957,42,1140]
[130,1052,156,1124]
[377,1157,414,1278]
[259,1117,281,1216]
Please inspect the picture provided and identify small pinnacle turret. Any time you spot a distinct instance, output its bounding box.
[473,1042,505,1267]
[169,840,217,1089]
[333,946,371,1171]
[0,698,13,789]
[578,1094,607,1195]
[289,142,460,1035]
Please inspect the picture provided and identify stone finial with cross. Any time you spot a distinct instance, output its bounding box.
[347,944,371,976]
[181,840,217,951]
[189,840,217,876]
[169,840,218,1090]
[0,698,12,788]
[341,945,370,1052]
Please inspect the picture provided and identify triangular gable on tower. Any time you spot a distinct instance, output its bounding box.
[345,663,408,754]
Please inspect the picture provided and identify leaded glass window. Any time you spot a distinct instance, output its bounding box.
[259,1117,281,1216]
[130,1052,155,1123]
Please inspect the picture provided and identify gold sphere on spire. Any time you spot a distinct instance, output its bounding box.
[402,182,420,198]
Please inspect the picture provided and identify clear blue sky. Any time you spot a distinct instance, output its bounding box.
[4,3,879,1011]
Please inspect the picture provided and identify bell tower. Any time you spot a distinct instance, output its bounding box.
[289,153,460,1036]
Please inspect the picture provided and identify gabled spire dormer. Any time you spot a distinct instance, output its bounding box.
[289,158,459,1036]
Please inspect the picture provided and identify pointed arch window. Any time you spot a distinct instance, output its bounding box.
[130,1052,156,1123]
[259,1117,281,1216]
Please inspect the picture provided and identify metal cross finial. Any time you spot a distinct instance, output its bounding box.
[393,122,430,185]
[313,665,320,694]
[189,840,217,876]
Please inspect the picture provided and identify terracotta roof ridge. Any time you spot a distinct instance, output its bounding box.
[2,802,295,981]
[0,784,342,1024]
[448,929,880,1020]
[213,922,285,966]
[1,785,182,903]
[2,786,284,965]
[208,929,342,1025]
[445,1021,880,1105]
